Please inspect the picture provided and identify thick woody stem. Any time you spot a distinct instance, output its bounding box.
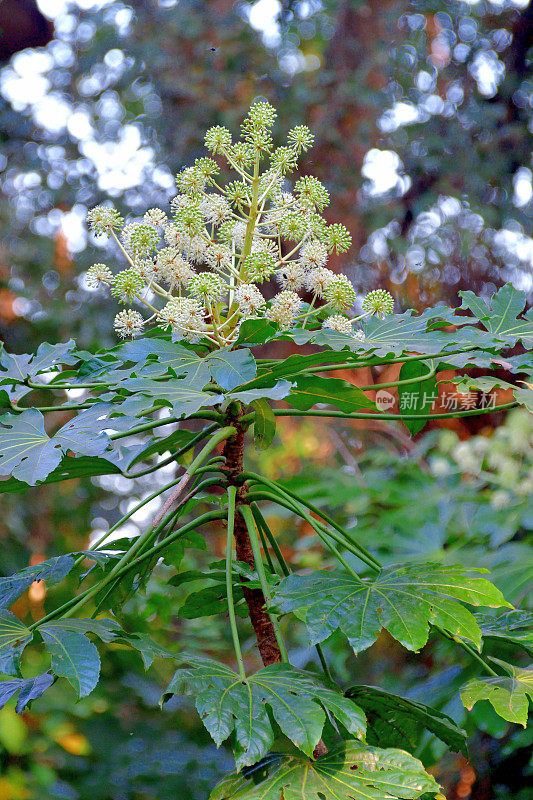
[222,419,282,667]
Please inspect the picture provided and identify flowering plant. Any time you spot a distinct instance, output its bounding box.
[0,105,532,799]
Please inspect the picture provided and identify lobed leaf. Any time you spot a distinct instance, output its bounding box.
[210,742,443,800]
[271,564,510,653]
[461,663,533,726]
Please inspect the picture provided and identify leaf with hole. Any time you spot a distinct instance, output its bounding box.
[210,742,443,800]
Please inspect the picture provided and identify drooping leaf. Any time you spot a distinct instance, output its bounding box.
[0,611,33,676]
[475,610,533,655]
[40,625,101,697]
[210,742,443,800]
[459,284,533,347]
[252,398,276,450]
[162,656,366,769]
[118,633,175,669]
[271,564,510,653]
[121,378,224,418]
[0,672,54,713]
[0,556,75,609]
[206,348,256,391]
[346,685,467,755]
[461,663,533,726]
[398,361,438,435]
[0,455,122,494]
[286,375,376,414]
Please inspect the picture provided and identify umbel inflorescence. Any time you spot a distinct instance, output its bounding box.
[86,102,393,344]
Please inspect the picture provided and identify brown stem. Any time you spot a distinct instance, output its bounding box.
[222,417,282,667]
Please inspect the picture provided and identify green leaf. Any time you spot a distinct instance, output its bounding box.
[206,348,256,391]
[118,633,175,669]
[122,378,224,417]
[287,376,376,414]
[40,624,101,697]
[459,284,533,346]
[252,398,276,450]
[0,410,63,484]
[0,672,54,713]
[179,584,246,619]
[236,319,277,346]
[271,564,510,653]
[162,656,366,769]
[461,663,533,726]
[346,685,467,755]
[0,556,75,609]
[0,611,32,676]
[0,455,122,494]
[118,338,210,385]
[398,361,438,435]
[475,610,533,655]
[210,742,443,800]
[230,381,292,405]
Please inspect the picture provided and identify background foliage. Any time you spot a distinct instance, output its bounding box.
[0,0,531,798]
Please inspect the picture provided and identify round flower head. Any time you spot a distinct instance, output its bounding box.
[112,269,144,303]
[279,211,309,242]
[277,262,305,292]
[326,223,352,254]
[133,259,155,283]
[189,272,225,303]
[306,267,335,297]
[114,309,144,338]
[251,237,277,258]
[244,251,276,282]
[225,181,249,207]
[159,297,200,330]
[86,263,113,289]
[272,146,298,174]
[353,329,366,342]
[143,208,167,227]
[245,101,277,130]
[305,213,328,241]
[266,291,302,330]
[300,240,328,270]
[195,157,219,180]
[323,315,353,335]
[362,289,394,316]
[204,125,232,154]
[206,243,232,272]
[175,205,204,237]
[200,195,230,225]
[230,142,254,170]
[170,194,191,215]
[156,248,194,288]
[295,176,330,211]
[324,274,356,311]
[235,283,266,316]
[87,204,123,236]
[288,125,314,152]
[177,166,206,195]
[122,223,159,258]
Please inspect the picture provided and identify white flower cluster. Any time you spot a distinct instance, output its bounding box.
[86,102,394,343]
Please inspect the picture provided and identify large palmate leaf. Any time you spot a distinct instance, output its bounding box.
[0,610,33,675]
[286,376,376,413]
[0,454,122,494]
[0,406,143,485]
[210,743,443,800]
[0,555,75,609]
[0,340,75,401]
[118,338,211,384]
[346,686,467,755]
[461,663,533,726]
[162,655,366,769]
[0,672,54,713]
[121,378,224,417]
[40,624,101,697]
[460,284,533,347]
[206,348,256,391]
[271,564,510,653]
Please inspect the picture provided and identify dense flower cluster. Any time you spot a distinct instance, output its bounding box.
[86,102,394,343]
